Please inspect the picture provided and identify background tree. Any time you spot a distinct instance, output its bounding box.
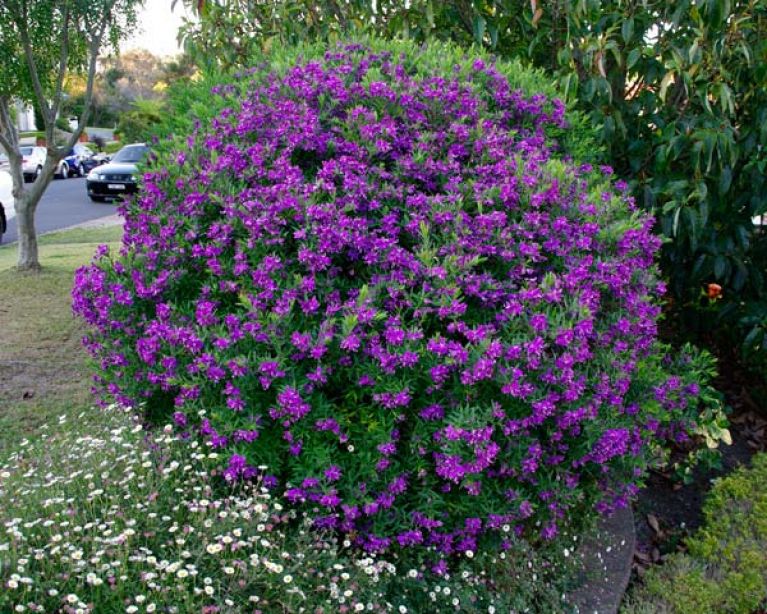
[0,0,142,270]
[158,51,198,86]
[115,97,165,142]
[176,0,767,372]
[68,49,197,129]
[96,49,167,118]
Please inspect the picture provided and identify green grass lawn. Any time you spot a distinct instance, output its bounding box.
[0,226,122,451]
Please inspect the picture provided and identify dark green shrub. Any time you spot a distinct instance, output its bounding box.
[623,453,767,614]
[115,98,164,143]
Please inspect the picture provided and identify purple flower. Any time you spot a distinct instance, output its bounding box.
[72,43,679,557]
[324,465,342,481]
[587,428,631,464]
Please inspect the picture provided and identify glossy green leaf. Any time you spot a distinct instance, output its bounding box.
[714,255,727,280]
[473,14,486,45]
[718,167,732,196]
[621,17,634,43]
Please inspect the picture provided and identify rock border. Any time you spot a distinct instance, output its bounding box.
[566,505,636,613]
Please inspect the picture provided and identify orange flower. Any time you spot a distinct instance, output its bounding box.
[707,283,723,300]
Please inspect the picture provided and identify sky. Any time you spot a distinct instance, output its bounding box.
[120,1,193,58]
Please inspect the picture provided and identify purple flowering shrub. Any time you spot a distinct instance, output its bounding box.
[73,41,712,555]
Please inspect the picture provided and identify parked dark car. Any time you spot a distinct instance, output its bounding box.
[0,202,6,244]
[86,143,148,202]
[0,170,10,243]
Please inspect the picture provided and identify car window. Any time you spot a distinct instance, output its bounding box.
[20,147,33,155]
[112,145,148,164]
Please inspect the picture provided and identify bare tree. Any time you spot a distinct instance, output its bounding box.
[0,0,142,270]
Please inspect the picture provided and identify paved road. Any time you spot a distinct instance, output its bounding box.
[3,176,120,244]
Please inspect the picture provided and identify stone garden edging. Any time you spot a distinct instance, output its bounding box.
[566,505,636,613]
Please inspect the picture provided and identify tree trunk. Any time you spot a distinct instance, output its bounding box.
[15,196,40,271]
[10,150,57,271]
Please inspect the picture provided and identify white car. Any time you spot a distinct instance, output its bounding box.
[0,170,11,243]
[20,146,70,182]
[20,146,46,181]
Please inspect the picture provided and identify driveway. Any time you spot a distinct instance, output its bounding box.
[2,175,121,243]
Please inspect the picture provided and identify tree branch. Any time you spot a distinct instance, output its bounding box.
[0,97,18,154]
[63,6,114,152]
[0,96,27,205]
[625,75,646,101]
[50,4,72,125]
[16,4,54,140]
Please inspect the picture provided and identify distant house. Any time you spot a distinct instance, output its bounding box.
[13,101,36,132]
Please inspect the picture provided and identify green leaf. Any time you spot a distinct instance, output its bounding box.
[718,167,732,195]
[626,48,641,69]
[672,206,682,237]
[733,260,748,291]
[683,207,699,251]
[488,24,499,48]
[659,71,675,102]
[735,225,750,251]
[743,326,763,352]
[621,18,634,43]
[561,72,579,100]
[473,15,486,45]
[688,40,700,64]
[714,255,727,279]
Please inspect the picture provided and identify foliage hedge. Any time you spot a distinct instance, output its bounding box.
[73,40,718,558]
[623,453,767,614]
[115,98,165,144]
[179,0,767,375]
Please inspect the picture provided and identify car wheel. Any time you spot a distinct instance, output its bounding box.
[35,166,42,180]
[89,195,106,203]
[57,162,69,179]
[78,163,85,177]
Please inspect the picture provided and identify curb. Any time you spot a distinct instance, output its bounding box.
[1,214,123,246]
[54,213,123,233]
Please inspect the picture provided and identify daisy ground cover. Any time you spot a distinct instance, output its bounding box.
[0,225,575,613]
[0,406,576,613]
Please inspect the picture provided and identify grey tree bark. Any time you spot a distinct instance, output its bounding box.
[0,1,112,271]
